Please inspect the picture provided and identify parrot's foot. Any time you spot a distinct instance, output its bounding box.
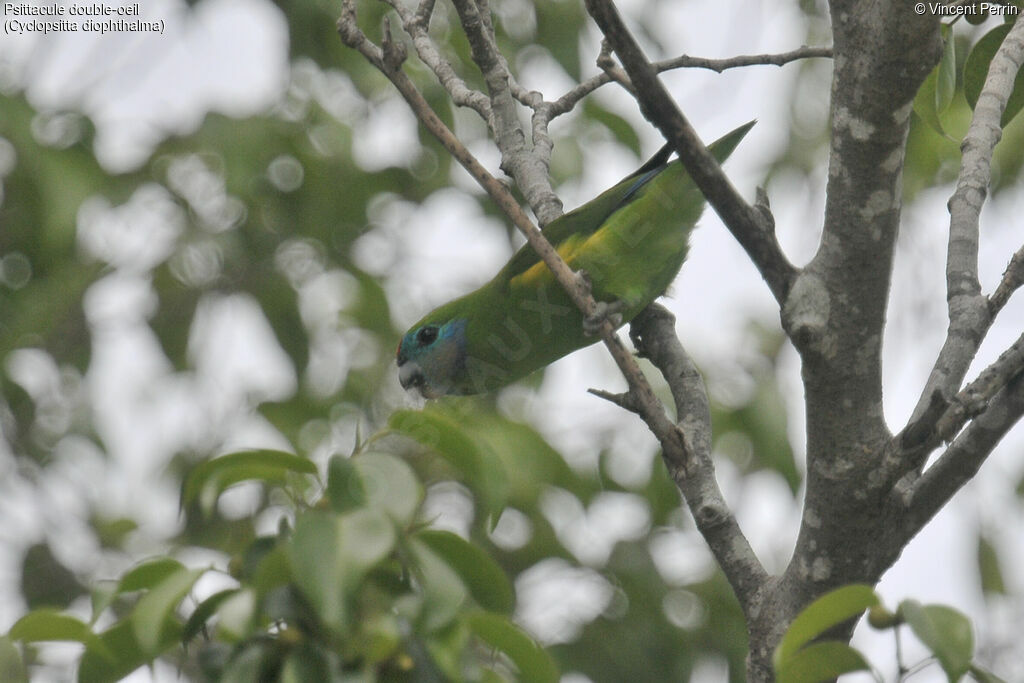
[583,299,628,336]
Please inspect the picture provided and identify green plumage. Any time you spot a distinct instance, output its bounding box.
[397,123,753,397]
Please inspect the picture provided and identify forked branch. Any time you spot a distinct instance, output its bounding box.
[892,18,1024,493]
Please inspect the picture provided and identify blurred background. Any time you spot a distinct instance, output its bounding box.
[2,0,1024,680]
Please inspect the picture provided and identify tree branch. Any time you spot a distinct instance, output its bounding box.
[582,0,796,305]
[935,333,1024,440]
[899,372,1024,547]
[538,44,832,125]
[989,242,1024,316]
[530,43,830,200]
[655,45,833,74]
[891,17,1024,478]
[472,0,542,110]
[383,0,493,121]
[338,4,575,308]
[625,304,768,617]
[448,0,563,225]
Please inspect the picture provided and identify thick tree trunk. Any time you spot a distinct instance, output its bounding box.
[747,3,940,678]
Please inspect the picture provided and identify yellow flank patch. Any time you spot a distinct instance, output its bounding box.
[513,234,585,289]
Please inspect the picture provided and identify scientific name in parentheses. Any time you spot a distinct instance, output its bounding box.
[3,3,142,16]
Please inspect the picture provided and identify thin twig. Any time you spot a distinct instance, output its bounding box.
[384,0,493,121]
[541,44,832,122]
[893,17,1024,478]
[934,332,1024,441]
[656,45,833,73]
[448,0,562,224]
[899,374,1024,545]
[413,0,436,27]
[629,304,768,609]
[989,243,1024,315]
[533,42,830,171]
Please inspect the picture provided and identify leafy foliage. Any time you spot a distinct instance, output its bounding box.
[775,586,1007,683]
[8,443,559,681]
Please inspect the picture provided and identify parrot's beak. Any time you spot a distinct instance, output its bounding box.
[398,361,446,398]
[398,360,429,396]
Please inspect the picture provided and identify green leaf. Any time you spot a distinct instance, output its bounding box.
[8,611,107,657]
[422,619,468,680]
[468,611,559,683]
[19,542,84,610]
[0,636,27,683]
[900,600,974,682]
[351,451,422,525]
[288,508,396,631]
[234,536,279,582]
[218,643,271,683]
[183,588,240,643]
[390,409,508,521]
[913,25,957,137]
[280,643,334,683]
[936,24,957,114]
[131,566,205,656]
[214,589,258,642]
[416,529,514,614]
[117,558,186,593]
[775,584,879,667]
[535,0,584,79]
[360,613,402,664]
[583,100,642,155]
[78,619,164,683]
[90,515,138,550]
[182,449,318,515]
[964,23,1024,126]
[976,532,1007,596]
[89,581,118,624]
[465,414,577,504]
[917,58,946,136]
[774,641,871,683]
[326,454,366,512]
[409,539,468,633]
[252,545,292,596]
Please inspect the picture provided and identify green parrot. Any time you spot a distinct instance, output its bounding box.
[397,122,753,397]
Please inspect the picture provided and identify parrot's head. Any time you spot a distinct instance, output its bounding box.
[396,318,468,398]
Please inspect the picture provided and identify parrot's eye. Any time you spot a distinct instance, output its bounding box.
[416,325,439,346]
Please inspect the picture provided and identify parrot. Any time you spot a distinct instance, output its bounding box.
[396,122,754,398]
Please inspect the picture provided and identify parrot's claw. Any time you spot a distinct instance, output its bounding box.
[583,299,627,336]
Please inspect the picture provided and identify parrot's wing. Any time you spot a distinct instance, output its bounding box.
[497,121,755,285]
[497,161,667,282]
